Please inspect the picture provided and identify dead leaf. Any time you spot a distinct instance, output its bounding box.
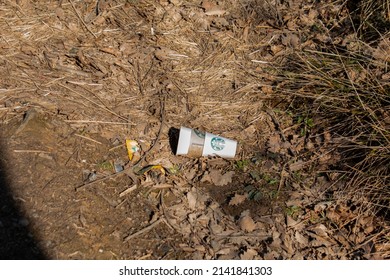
[333,232,351,248]
[55,7,65,20]
[154,47,187,61]
[270,45,284,56]
[326,210,341,222]
[170,0,182,5]
[201,0,214,10]
[209,170,234,186]
[314,201,332,212]
[263,251,280,260]
[238,211,257,232]
[229,194,246,206]
[295,231,308,246]
[202,1,227,17]
[372,38,390,62]
[309,224,330,238]
[187,190,197,210]
[267,134,281,153]
[262,85,274,95]
[185,168,197,181]
[215,248,233,255]
[286,215,304,230]
[217,249,239,260]
[281,233,294,255]
[240,248,258,260]
[209,221,224,234]
[282,33,300,49]
[307,233,335,247]
[289,160,305,172]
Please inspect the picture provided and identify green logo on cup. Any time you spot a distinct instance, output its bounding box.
[194,129,205,138]
[211,137,225,151]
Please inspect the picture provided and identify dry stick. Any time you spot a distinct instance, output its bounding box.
[123,218,164,243]
[65,120,134,125]
[13,150,51,153]
[74,133,103,145]
[68,0,97,38]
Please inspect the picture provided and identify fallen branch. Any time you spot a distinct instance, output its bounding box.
[123,218,164,243]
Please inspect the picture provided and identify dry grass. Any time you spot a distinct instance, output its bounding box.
[346,0,390,42]
[273,1,390,218]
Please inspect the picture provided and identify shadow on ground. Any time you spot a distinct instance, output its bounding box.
[0,136,46,259]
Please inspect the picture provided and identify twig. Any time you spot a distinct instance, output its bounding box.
[123,218,164,242]
[74,133,103,145]
[13,149,51,153]
[65,120,133,125]
[68,0,97,38]
[119,185,137,197]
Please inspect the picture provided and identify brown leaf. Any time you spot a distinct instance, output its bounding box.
[314,201,332,212]
[286,215,304,230]
[229,194,246,206]
[333,232,351,248]
[281,233,295,255]
[262,85,274,95]
[282,33,300,49]
[309,224,330,238]
[240,248,258,260]
[267,134,281,153]
[295,231,308,246]
[238,211,257,232]
[289,160,305,172]
[187,190,197,210]
[209,170,234,186]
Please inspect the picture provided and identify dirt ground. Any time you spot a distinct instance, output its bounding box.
[0,0,389,259]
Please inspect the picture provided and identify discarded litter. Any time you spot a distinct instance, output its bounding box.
[114,162,124,173]
[83,170,97,182]
[137,165,166,175]
[125,139,140,161]
[174,126,237,158]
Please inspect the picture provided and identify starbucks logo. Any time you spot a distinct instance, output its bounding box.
[194,129,205,138]
[211,137,225,151]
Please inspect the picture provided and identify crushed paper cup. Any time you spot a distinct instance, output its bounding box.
[176,126,237,158]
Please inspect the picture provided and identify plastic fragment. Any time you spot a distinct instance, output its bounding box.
[126,139,140,161]
[138,165,166,175]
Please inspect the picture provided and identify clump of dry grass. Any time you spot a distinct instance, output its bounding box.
[346,0,390,42]
[275,37,390,217]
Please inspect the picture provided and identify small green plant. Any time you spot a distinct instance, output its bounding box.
[285,205,301,218]
[269,189,279,199]
[97,161,113,171]
[297,115,314,136]
[263,173,279,185]
[249,170,261,181]
[244,185,263,201]
[292,171,302,181]
[235,159,250,171]
[168,164,181,175]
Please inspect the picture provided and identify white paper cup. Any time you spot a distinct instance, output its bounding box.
[176,126,237,158]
